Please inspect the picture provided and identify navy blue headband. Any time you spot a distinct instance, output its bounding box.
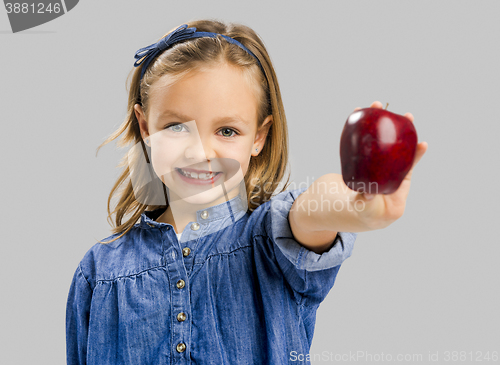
[134,24,265,81]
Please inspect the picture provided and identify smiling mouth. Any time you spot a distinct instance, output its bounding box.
[175,168,222,180]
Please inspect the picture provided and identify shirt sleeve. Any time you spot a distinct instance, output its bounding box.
[263,187,357,307]
[66,263,93,365]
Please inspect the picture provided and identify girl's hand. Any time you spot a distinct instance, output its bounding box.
[352,101,428,230]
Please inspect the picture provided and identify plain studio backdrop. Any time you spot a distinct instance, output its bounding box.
[1,1,498,364]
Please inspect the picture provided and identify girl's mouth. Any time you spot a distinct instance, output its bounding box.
[175,167,223,185]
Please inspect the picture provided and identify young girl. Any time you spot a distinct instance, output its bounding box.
[66,19,427,365]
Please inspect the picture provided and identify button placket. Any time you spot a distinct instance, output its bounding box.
[170,214,211,360]
[164,228,191,362]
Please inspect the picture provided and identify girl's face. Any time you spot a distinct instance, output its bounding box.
[135,63,272,206]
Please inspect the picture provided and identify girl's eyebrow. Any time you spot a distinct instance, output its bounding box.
[159,109,249,126]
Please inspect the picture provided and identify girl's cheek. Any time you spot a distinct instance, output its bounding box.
[150,147,176,177]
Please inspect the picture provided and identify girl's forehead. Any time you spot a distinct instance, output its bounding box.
[152,64,255,92]
[153,63,259,93]
[148,66,260,121]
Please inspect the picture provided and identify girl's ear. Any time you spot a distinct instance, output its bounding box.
[252,115,273,156]
[134,103,149,140]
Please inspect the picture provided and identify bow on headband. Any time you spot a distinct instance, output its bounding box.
[134,24,264,81]
[134,24,196,80]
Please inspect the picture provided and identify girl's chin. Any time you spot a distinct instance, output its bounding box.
[170,186,227,206]
[164,180,242,206]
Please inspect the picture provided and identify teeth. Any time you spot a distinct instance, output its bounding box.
[178,169,216,180]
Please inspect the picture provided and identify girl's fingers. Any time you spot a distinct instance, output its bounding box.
[403,142,428,182]
[355,103,415,119]
[405,112,414,123]
[354,101,383,112]
[414,141,428,166]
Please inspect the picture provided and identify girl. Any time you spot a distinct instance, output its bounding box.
[66,19,427,365]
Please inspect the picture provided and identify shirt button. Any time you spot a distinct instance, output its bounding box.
[182,247,191,257]
[147,222,154,227]
[190,222,200,231]
[176,279,185,289]
[200,210,209,219]
[176,342,186,353]
[177,312,187,322]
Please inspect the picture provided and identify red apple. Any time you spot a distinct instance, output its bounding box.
[340,107,418,194]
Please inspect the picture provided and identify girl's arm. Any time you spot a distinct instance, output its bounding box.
[289,134,427,255]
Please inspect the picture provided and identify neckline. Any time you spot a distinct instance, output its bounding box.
[139,193,248,231]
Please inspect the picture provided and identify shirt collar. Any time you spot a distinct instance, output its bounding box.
[138,193,248,230]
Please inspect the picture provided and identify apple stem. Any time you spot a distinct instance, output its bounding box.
[385,102,389,110]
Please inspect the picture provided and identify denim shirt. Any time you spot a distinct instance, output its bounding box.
[66,187,357,365]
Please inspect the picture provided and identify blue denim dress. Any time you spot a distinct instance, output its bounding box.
[66,187,356,364]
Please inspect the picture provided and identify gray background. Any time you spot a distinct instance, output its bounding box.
[1,0,499,364]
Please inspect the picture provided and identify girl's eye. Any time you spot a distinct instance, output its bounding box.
[165,123,187,133]
[218,128,239,138]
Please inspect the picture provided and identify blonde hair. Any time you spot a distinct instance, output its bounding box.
[96,19,291,244]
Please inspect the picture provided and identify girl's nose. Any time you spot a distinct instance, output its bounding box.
[184,135,214,162]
